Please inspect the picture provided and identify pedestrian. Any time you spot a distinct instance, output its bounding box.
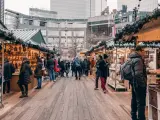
[94,56,101,90]
[71,61,75,77]
[103,54,110,85]
[90,58,95,75]
[34,60,43,89]
[65,61,70,77]
[18,57,32,98]
[74,57,81,80]
[128,46,147,120]
[3,58,15,94]
[60,60,65,77]
[47,55,56,82]
[83,58,90,76]
[99,55,109,94]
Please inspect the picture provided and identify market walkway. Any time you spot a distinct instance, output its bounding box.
[1,76,131,120]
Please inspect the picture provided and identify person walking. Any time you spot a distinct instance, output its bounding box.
[128,46,147,120]
[18,57,32,98]
[47,55,55,82]
[94,56,101,90]
[65,61,70,77]
[83,58,90,76]
[99,55,109,94]
[34,60,43,89]
[74,57,81,80]
[60,60,65,77]
[71,61,75,77]
[3,58,15,94]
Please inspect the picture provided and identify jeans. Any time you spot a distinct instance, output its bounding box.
[37,78,42,88]
[48,69,55,81]
[85,70,89,76]
[18,84,28,94]
[3,80,10,94]
[75,66,81,79]
[131,85,146,120]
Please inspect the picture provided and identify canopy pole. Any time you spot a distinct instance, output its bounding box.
[115,47,118,91]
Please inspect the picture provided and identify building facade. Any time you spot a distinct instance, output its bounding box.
[29,8,57,19]
[5,9,87,58]
[117,0,158,12]
[0,0,4,23]
[50,0,95,19]
[86,15,114,48]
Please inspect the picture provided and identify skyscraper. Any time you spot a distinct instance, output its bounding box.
[117,0,158,12]
[50,0,95,19]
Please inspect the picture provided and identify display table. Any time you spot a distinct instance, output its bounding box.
[108,68,127,91]
[10,72,37,92]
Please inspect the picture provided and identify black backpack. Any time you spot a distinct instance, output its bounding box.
[121,59,134,82]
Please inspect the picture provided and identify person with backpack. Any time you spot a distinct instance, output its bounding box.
[34,60,43,89]
[121,46,147,120]
[74,57,81,80]
[3,58,15,94]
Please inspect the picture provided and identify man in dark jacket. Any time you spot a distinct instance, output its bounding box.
[129,46,147,120]
[83,58,90,76]
[94,56,101,90]
[18,57,32,98]
[3,58,15,94]
[47,55,55,81]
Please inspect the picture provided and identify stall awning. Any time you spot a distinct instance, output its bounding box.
[10,29,46,45]
[137,27,160,42]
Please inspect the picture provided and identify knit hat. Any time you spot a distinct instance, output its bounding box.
[103,54,109,59]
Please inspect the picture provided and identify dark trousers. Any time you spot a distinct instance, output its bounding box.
[85,70,89,76]
[95,75,99,88]
[75,67,81,79]
[3,81,10,94]
[18,84,28,94]
[72,70,74,76]
[131,85,146,120]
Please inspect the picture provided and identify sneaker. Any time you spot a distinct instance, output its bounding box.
[19,94,25,98]
[35,87,40,89]
[54,80,56,82]
[79,77,81,80]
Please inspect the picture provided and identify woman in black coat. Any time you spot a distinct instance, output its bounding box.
[18,57,32,98]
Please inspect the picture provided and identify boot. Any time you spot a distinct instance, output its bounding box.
[24,91,28,97]
[19,91,25,98]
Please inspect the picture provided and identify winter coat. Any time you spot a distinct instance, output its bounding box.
[96,60,101,76]
[47,58,54,70]
[99,59,110,78]
[18,61,32,85]
[34,62,43,78]
[83,59,90,70]
[4,61,15,81]
[129,52,147,88]
[74,58,81,68]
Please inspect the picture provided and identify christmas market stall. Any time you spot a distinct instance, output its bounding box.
[4,29,47,92]
[114,8,160,119]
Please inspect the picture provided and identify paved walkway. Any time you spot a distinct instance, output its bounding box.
[1,76,131,120]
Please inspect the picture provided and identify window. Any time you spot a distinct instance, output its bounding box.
[29,20,33,25]
[40,21,47,27]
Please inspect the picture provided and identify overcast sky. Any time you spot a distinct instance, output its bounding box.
[5,0,117,16]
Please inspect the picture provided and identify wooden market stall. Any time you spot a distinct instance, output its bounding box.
[5,29,47,92]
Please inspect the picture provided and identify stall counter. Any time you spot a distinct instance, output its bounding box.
[11,72,37,92]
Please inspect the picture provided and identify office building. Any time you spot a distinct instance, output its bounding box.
[50,0,95,19]
[5,9,87,58]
